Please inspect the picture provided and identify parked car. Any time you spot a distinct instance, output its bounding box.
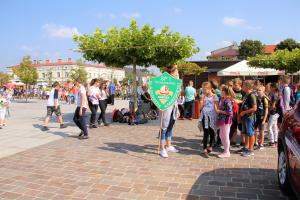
[277,102,300,198]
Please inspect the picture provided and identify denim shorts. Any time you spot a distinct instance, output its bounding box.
[242,117,255,136]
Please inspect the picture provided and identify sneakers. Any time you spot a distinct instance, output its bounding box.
[0,126,2,129]
[160,149,168,158]
[258,144,265,150]
[242,149,254,157]
[89,124,98,129]
[60,124,67,129]
[79,135,89,140]
[42,126,50,131]
[237,147,246,154]
[78,131,84,137]
[166,146,179,153]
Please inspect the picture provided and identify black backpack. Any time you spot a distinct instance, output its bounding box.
[256,95,268,119]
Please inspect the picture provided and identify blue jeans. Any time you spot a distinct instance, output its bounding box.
[73,107,88,136]
[160,116,176,144]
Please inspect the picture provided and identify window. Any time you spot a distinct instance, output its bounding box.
[57,72,60,78]
[65,72,69,78]
[42,73,45,78]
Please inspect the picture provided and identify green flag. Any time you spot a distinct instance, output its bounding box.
[149,72,182,111]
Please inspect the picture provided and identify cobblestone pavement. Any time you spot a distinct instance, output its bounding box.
[0,100,289,200]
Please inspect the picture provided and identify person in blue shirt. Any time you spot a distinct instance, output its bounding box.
[108,81,116,105]
[184,80,196,120]
[296,83,300,103]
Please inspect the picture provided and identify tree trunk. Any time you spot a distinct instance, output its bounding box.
[132,58,138,113]
[25,84,28,102]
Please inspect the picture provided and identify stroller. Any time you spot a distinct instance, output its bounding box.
[139,92,158,120]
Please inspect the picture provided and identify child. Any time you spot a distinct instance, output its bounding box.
[199,82,219,158]
[0,93,8,129]
[216,86,235,158]
[295,83,300,102]
[240,80,257,157]
[177,91,185,119]
[268,84,282,147]
[255,86,269,150]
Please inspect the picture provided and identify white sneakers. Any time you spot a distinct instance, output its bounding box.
[160,146,179,158]
[160,149,168,158]
[166,146,179,153]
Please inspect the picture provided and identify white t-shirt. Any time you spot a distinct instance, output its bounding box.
[47,88,59,106]
[99,89,107,100]
[89,86,100,105]
[77,86,87,108]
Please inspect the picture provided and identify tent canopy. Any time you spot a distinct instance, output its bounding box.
[217,60,285,76]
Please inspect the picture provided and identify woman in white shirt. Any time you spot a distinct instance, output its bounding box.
[88,79,100,128]
[97,82,109,126]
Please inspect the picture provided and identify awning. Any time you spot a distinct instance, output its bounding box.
[217,60,285,76]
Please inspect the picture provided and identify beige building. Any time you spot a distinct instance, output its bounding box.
[7,58,125,86]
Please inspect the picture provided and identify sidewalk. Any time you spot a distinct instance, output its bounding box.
[0,99,128,159]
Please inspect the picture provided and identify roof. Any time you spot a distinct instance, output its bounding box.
[263,45,276,54]
[210,45,239,57]
[217,60,285,76]
[9,61,106,69]
[191,60,240,72]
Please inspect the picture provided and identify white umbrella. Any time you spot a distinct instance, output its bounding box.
[217,60,285,76]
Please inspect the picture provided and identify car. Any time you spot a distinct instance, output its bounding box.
[277,102,300,198]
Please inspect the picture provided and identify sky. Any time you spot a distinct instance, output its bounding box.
[0,0,300,72]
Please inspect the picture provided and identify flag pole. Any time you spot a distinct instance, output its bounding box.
[158,111,164,155]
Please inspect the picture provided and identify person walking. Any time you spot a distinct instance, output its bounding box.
[88,79,100,129]
[98,82,109,126]
[42,82,67,131]
[184,80,196,120]
[159,64,180,158]
[73,78,89,139]
[0,92,8,129]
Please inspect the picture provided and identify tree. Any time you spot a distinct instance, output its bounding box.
[122,72,135,85]
[248,48,300,74]
[45,69,53,86]
[113,78,118,85]
[13,56,38,101]
[74,19,199,111]
[176,61,207,77]
[0,73,10,86]
[70,66,88,82]
[239,39,264,59]
[276,38,300,51]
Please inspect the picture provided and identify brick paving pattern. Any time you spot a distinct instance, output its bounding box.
[0,102,288,200]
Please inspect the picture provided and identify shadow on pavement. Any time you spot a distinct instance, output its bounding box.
[187,168,293,200]
[98,143,158,155]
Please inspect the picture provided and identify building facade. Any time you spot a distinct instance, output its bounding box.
[7,58,125,86]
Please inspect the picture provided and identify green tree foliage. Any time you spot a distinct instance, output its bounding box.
[45,69,53,86]
[0,73,11,86]
[70,66,88,82]
[239,39,264,59]
[122,73,135,85]
[12,56,38,101]
[276,38,300,51]
[248,48,300,74]
[74,19,199,110]
[176,61,206,76]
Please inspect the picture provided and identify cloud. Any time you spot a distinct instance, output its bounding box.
[20,45,33,52]
[122,12,141,19]
[173,7,183,14]
[217,40,234,47]
[223,16,245,26]
[42,24,79,39]
[223,16,262,30]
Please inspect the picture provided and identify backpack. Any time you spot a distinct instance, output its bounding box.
[256,95,268,119]
[282,86,296,108]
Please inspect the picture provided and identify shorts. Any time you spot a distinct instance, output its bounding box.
[242,117,255,136]
[0,108,6,119]
[255,117,265,131]
[46,106,62,117]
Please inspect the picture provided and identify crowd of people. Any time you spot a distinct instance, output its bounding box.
[159,70,300,158]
